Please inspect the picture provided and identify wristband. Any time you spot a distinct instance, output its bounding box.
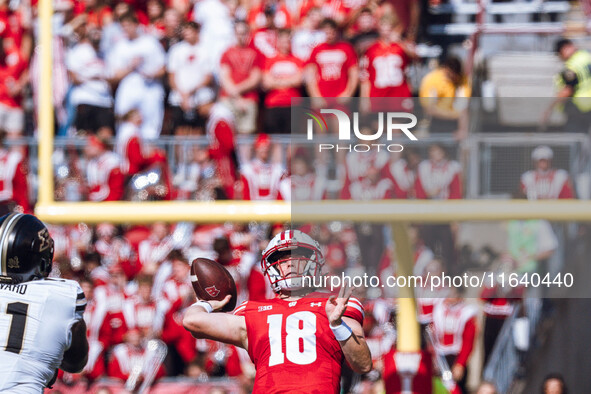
[330,320,353,341]
[192,300,213,313]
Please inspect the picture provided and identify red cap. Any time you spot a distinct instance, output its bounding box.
[254,133,271,149]
[88,135,106,150]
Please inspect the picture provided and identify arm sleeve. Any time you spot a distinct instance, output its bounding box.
[106,168,125,201]
[560,69,578,88]
[75,283,87,321]
[343,297,364,325]
[455,317,476,367]
[12,161,30,213]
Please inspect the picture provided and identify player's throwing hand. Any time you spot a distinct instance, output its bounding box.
[326,285,354,327]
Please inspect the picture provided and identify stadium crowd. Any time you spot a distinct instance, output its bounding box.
[0,0,579,392]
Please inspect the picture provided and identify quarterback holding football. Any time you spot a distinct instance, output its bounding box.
[183,229,372,393]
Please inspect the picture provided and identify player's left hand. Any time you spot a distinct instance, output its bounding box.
[325,285,353,327]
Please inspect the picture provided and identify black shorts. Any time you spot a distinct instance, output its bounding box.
[264,106,291,134]
[74,104,114,133]
[169,106,205,131]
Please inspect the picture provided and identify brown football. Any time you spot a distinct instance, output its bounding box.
[190,257,237,312]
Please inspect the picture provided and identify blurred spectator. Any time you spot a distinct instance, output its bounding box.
[415,144,462,200]
[192,0,235,65]
[239,134,284,200]
[507,218,558,274]
[80,277,107,382]
[419,55,470,139]
[386,148,421,199]
[476,381,498,394]
[159,253,197,367]
[360,15,414,113]
[521,145,574,200]
[248,0,292,30]
[108,12,166,140]
[0,133,30,214]
[542,38,591,134]
[389,0,420,42]
[95,264,131,349]
[349,7,378,57]
[160,8,182,51]
[84,135,125,201]
[213,235,266,302]
[306,18,358,108]
[292,7,324,62]
[432,290,477,394]
[138,222,173,275]
[202,102,239,199]
[95,222,139,278]
[107,328,166,381]
[116,108,168,179]
[542,373,568,394]
[262,29,303,134]
[123,274,163,338]
[167,21,213,135]
[0,36,28,137]
[219,21,262,135]
[0,0,32,60]
[146,0,166,38]
[289,151,327,201]
[299,0,347,26]
[66,24,114,138]
[251,7,278,59]
[74,0,113,30]
[382,346,433,394]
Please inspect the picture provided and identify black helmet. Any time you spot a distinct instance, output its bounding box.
[0,213,54,284]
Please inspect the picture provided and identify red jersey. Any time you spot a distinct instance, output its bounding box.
[415,159,462,200]
[520,169,574,200]
[207,103,238,199]
[252,28,278,59]
[383,348,433,394]
[386,159,416,199]
[86,151,125,201]
[361,40,411,99]
[220,46,263,101]
[240,159,285,200]
[248,4,292,29]
[307,42,357,97]
[0,48,27,108]
[234,295,365,394]
[432,301,477,367]
[0,148,30,212]
[263,54,303,107]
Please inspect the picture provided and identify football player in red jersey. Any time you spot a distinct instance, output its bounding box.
[183,229,372,393]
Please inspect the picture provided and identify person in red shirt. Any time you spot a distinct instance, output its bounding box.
[306,18,358,108]
[183,229,372,393]
[262,28,304,134]
[219,21,262,135]
[84,135,125,201]
[107,328,166,382]
[432,291,477,394]
[0,36,28,136]
[520,145,575,200]
[248,0,293,30]
[0,133,30,214]
[360,15,415,113]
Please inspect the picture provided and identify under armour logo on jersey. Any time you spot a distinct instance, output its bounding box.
[310,302,322,307]
[205,285,220,298]
[289,301,297,307]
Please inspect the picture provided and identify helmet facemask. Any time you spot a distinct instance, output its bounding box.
[263,243,324,293]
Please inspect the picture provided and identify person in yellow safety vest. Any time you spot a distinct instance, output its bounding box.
[542,38,591,133]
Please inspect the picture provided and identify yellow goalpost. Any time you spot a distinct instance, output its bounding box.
[35,0,588,357]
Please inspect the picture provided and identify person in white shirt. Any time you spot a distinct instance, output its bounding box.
[66,24,114,137]
[167,21,214,134]
[108,12,166,140]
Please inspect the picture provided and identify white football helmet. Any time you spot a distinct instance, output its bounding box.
[261,229,324,293]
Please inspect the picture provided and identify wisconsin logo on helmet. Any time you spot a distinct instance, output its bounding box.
[205,285,220,298]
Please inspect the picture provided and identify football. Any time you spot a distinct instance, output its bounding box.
[190,257,237,312]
